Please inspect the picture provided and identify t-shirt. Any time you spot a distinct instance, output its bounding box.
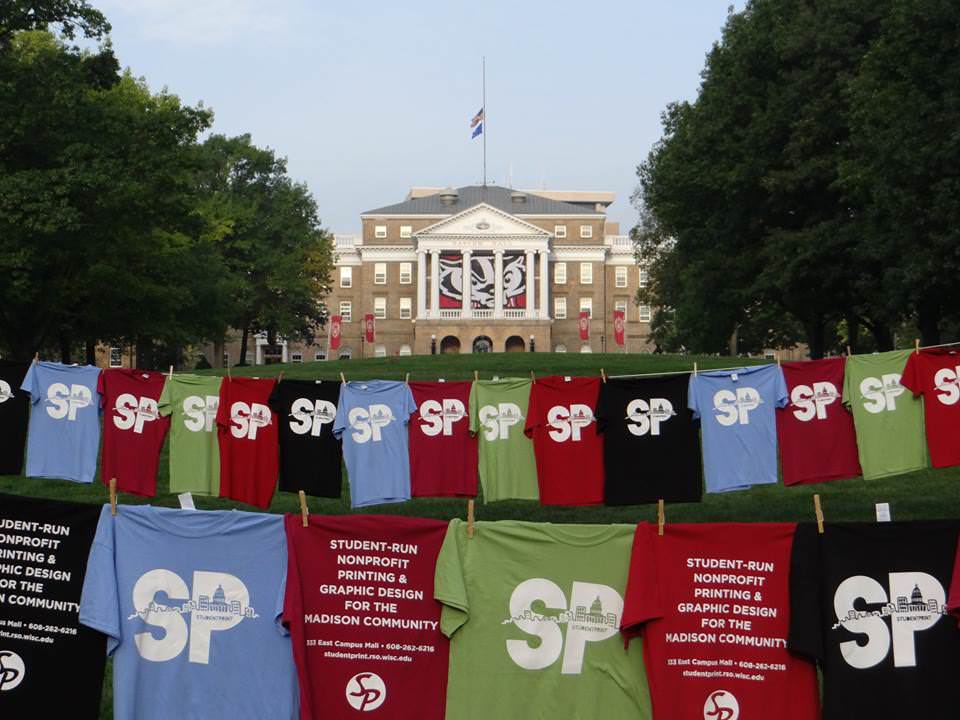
[20,362,101,483]
[216,377,279,509]
[79,505,297,720]
[333,380,417,508]
[467,379,538,502]
[524,376,605,505]
[98,369,170,497]
[0,493,106,718]
[408,381,478,497]
[688,364,788,492]
[269,380,342,498]
[283,514,449,719]
[596,375,702,504]
[435,519,650,720]
[901,348,960,468]
[158,374,223,496]
[789,521,960,720]
[776,358,861,485]
[622,522,818,720]
[0,360,30,476]
[842,349,928,479]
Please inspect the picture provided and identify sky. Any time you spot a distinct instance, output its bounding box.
[96,0,737,234]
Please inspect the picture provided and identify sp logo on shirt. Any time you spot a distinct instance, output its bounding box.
[791,382,840,422]
[832,572,946,669]
[113,394,160,434]
[129,569,259,665]
[626,398,675,436]
[703,690,739,720]
[0,650,25,692]
[503,578,623,675]
[0,379,13,404]
[419,399,467,437]
[290,398,336,436]
[860,374,905,414]
[349,404,394,443]
[713,388,761,426]
[45,383,92,421]
[547,405,595,442]
[478,403,523,441]
[934,366,960,406]
[345,672,387,712]
[183,395,219,433]
[230,402,271,440]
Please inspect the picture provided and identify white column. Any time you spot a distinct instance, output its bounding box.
[461,249,472,318]
[539,250,549,319]
[493,250,504,319]
[525,250,535,318]
[416,250,427,319]
[430,250,440,318]
[281,341,288,363]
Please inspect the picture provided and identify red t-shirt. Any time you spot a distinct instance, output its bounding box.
[283,514,449,720]
[97,369,170,496]
[215,377,278,508]
[901,348,960,468]
[622,522,819,720]
[408,381,478,497]
[776,358,861,485]
[523,375,604,505]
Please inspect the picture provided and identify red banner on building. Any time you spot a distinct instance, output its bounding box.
[364,313,376,343]
[329,315,342,350]
[578,311,590,340]
[613,309,625,346]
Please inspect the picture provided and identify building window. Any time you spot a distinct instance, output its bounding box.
[339,348,352,359]
[290,352,303,363]
[554,225,567,238]
[109,347,122,368]
[615,300,628,315]
[554,262,567,285]
[555,344,567,353]
[580,262,593,285]
[339,301,352,322]
[554,297,567,320]
[400,225,412,238]
[399,297,412,319]
[580,344,593,353]
[399,344,412,356]
[580,225,593,239]
[375,225,387,239]
[399,262,412,284]
[374,345,387,358]
[374,262,387,284]
[615,266,628,288]
[639,304,652,322]
[340,266,352,288]
[314,350,326,361]
[374,297,387,319]
[639,269,649,288]
[580,297,593,319]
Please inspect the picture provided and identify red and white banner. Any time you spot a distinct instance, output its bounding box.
[613,309,625,347]
[578,311,590,341]
[328,315,342,350]
[364,313,376,343]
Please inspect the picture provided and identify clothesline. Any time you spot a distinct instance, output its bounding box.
[607,363,774,380]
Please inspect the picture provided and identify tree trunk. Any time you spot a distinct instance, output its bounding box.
[845,313,860,355]
[803,319,825,360]
[85,338,96,366]
[871,324,894,352]
[728,326,739,356]
[213,339,225,369]
[238,327,250,366]
[917,301,942,347]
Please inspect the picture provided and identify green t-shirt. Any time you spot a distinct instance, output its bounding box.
[468,379,539,502]
[435,519,651,720]
[842,349,928,479]
[157,374,223,495]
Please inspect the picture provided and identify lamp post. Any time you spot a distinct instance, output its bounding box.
[431,334,437,355]
[529,334,535,353]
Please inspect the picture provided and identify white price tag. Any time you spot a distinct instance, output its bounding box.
[178,492,196,510]
[875,502,891,522]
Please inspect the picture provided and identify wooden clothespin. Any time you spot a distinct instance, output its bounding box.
[601,368,607,383]
[846,345,852,357]
[474,370,479,381]
[776,351,781,366]
[466,499,475,539]
[340,372,347,384]
[33,352,39,365]
[813,494,824,534]
[277,370,284,382]
[530,370,536,381]
[298,490,309,528]
[657,499,665,536]
[226,365,231,379]
[693,362,698,376]
[168,364,174,377]
[404,372,410,384]
[109,477,118,517]
[914,338,920,355]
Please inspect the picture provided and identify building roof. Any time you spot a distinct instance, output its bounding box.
[361,185,605,216]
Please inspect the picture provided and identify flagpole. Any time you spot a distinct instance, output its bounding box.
[482,56,486,187]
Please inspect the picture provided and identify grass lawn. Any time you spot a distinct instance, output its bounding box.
[2,352,958,718]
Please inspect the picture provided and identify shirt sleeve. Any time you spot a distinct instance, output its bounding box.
[273,519,290,637]
[96,369,107,411]
[468,382,479,435]
[333,385,347,440]
[523,382,539,438]
[900,352,921,397]
[842,358,853,408]
[620,523,664,641]
[786,522,824,663]
[158,377,174,417]
[215,379,230,430]
[79,505,122,656]
[774,366,789,408]
[435,519,470,638]
[402,385,417,425]
[20,362,40,403]
[687,374,701,420]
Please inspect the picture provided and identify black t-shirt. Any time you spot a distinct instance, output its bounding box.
[789,521,960,719]
[269,379,342,498]
[0,493,106,717]
[596,375,702,504]
[0,361,29,476]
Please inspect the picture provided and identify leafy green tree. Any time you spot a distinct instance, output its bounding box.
[0,0,109,48]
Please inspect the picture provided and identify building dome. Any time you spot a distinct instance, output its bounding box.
[213,585,227,604]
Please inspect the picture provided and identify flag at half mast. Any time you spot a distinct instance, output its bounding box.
[470,107,484,138]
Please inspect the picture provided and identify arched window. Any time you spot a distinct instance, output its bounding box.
[555,344,567,353]
[580,344,593,354]
[440,336,462,354]
[399,345,412,356]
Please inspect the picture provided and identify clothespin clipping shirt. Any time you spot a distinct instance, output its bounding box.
[814,494,824,534]
[657,499,665,536]
[299,490,309,528]
[340,372,347,384]
[109,477,118,517]
[466,499,475,539]
[601,368,607,383]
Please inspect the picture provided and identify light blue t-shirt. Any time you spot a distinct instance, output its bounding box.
[20,361,101,483]
[79,506,298,720]
[688,364,788,492]
[333,380,417,507]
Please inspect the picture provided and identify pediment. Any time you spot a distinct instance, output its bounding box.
[415,203,550,237]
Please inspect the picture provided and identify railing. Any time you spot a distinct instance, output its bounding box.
[503,309,526,319]
[473,309,493,319]
[438,309,461,319]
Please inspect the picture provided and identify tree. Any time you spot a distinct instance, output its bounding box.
[0,0,110,49]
